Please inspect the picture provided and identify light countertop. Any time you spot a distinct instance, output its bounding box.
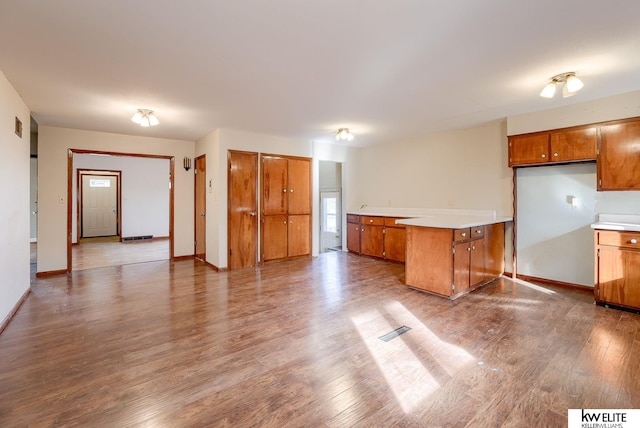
[396,215,512,229]
[591,214,640,232]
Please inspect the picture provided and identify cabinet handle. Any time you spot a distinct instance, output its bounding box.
[467,247,471,252]
[475,229,481,234]
[361,228,365,232]
[290,189,294,192]
[283,189,287,193]
[553,152,559,157]
[290,220,293,224]
[283,221,287,224]
[541,154,546,158]
[631,239,638,244]
[369,219,374,223]
[461,232,466,237]
[472,245,476,250]
[355,227,359,231]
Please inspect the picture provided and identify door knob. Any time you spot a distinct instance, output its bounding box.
[631,239,638,244]
[200,213,206,217]
[249,212,256,216]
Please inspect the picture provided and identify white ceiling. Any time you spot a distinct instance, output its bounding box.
[1,1,640,146]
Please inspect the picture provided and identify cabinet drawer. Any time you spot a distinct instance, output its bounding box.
[597,230,640,249]
[454,228,471,242]
[347,214,360,224]
[470,226,484,239]
[362,216,385,226]
[384,217,406,228]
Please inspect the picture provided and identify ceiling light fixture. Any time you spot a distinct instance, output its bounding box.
[131,109,159,127]
[335,128,354,141]
[539,72,584,99]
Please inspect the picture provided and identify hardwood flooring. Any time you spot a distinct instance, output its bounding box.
[2,252,639,427]
[72,236,169,271]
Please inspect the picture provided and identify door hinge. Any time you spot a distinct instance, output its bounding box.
[452,284,456,292]
[382,251,386,257]
[194,169,197,174]
[229,249,232,255]
[597,248,600,257]
[599,179,602,186]
[452,247,456,255]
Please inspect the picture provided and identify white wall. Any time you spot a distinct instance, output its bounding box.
[73,154,170,241]
[196,128,314,268]
[38,126,195,272]
[508,89,640,284]
[30,157,37,241]
[350,120,513,216]
[319,160,342,190]
[517,163,597,286]
[0,71,31,324]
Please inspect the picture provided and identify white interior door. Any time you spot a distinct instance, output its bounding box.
[82,175,117,238]
[320,191,341,252]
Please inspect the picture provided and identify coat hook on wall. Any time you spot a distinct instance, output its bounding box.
[183,157,192,171]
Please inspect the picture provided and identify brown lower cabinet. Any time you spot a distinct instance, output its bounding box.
[347,215,406,263]
[594,229,640,310]
[405,222,505,298]
[262,214,310,261]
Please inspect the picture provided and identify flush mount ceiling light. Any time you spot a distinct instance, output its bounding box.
[335,128,354,141]
[540,72,584,99]
[131,109,159,127]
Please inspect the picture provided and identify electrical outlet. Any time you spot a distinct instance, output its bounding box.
[448,199,455,207]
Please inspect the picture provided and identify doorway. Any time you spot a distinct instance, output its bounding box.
[227,150,258,270]
[318,161,343,253]
[67,150,174,272]
[79,172,120,238]
[194,155,206,262]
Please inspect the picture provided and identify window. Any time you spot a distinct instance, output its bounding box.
[89,179,111,188]
[323,197,337,232]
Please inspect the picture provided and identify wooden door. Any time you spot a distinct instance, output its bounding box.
[360,225,384,258]
[550,127,597,162]
[347,222,360,254]
[598,120,640,190]
[263,215,288,261]
[262,156,288,215]
[453,241,470,294]
[82,175,118,237]
[469,238,485,286]
[384,227,406,262]
[508,134,549,166]
[288,158,310,215]
[228,151,258,269]
[288,214,310,257]
[484,222,505,279]
[597,247,640,309]
[194,155,206,261]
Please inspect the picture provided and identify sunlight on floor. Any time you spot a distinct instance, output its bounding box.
[512,277,557,295]
[351,300,475,414]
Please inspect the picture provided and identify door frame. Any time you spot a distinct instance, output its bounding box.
[194,154,206,262]
[319,189,342,253]
[77,169,122,240]
[67,149,175,273]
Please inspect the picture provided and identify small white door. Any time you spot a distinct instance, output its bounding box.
[320,191,341,252]
[82,175,117,238]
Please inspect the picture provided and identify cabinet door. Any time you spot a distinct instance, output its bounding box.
[262,157,288,215]
[288,214,310,257]
[288,159,311,214]
[360,225,384,258]
[347,222,361,254]
[508,134,549,166]
[453,242,470,294]
[550,127,597,162]
[484,223,505,279]
[469,238,485,286]
[384,227,406,262]
[598,120,640,190]
[262,215,288,261]
[597,246,640,309]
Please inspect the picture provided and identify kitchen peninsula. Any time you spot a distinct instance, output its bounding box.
[397,211,511,299]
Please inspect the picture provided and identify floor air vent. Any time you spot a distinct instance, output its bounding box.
[379,325,411,342]
[122,235,153,242]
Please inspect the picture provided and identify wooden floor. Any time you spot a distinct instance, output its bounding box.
[72,236,169,271]
[2,252,639,426]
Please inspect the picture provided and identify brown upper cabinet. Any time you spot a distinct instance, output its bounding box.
[508,126,597,167]
[598,119,640,190]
